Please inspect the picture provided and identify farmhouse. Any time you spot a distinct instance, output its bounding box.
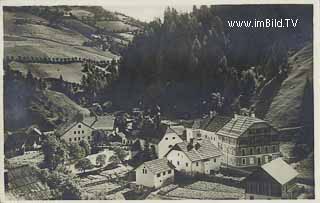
[57,115,115,144]
[216,114,281,168]
[136,158,175,188]
[134,124,186,158]
[186,114,232,146]
[166,138,223,175]
[244,158,299,199]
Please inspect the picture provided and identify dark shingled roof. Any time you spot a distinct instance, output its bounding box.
[173,139,222,162]
[192,116,232,133]
[217,115,266,138]
[142,158,174,174]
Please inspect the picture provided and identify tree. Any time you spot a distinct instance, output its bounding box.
[96,154,107,167]
[42,135,67,170]
[75,158,94,173]
[109,154,120,164]
[113,147,128,163]
[79,140,91,156]
[68,143,85,160]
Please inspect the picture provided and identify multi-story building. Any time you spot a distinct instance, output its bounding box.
[216,115,281,168]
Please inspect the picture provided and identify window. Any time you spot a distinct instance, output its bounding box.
[74,131,76,134]
[82,130,84,134]
[241,149,245,156]
[257,147,261,154]
[168,145,172,148]
[78,131,80,134]
[265,156,269,163]
[272,146,276,152]
[88,136,91,140]
[196,162,199,166]
[242,158,246,165]
[165,137,168,140]
[142,168,147,174]
[265,147,268,153]
[163,171,166,175]
[69,138,72,142]
[78,137,81,140]
[186,163,189,167]
[205,135,207,138]
[168,170,172,174]
[78,124,81,128]
[268,156,272,162]
[74,138,77,141]
[214,158,216,163]
[172,137,176,140]
[177,161,180,165]
[249,148,253,155]
[157,173,161,177]
[249,157,254,164]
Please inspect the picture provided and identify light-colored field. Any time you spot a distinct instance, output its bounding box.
[96,20,138,32]
[9,61,85,84]
[70,9,94,18]
[155,181,245,200]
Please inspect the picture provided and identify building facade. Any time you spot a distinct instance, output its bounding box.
[216,115,281,168]
[244,158,299,199]
[166,139,222,175]
[136,158,175,188]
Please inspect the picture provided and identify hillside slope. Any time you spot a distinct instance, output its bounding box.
[263,43,313,129]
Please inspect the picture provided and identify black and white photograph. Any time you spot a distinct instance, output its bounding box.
[1,0,318,201]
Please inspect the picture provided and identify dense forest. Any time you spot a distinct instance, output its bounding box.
[112,5,312,118]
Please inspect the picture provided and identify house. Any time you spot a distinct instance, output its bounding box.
[57,116,115,144]
[215,114,281,168]
[166,138,223,175]
[134,124,186,158]
[244,158,300,199]
[186,115,232,146]
[136,158,175,188]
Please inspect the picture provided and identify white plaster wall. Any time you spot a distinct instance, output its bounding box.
[136,165,155,188]
[158,133,183,158]
[166,150,192,173]
[61,122,93,143]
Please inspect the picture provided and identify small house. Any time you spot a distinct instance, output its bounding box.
[166,138,223,175]
[136,158,175,188]
[244,158,299,199]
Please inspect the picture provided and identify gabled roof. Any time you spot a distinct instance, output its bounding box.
[170,139,222,162]
[261,158,299,185]
[140,158,174,174]
[217,115,266,138]
[192,116,232,133]
[90,116,115,130]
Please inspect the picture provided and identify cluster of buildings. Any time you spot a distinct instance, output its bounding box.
[127,113,300,199]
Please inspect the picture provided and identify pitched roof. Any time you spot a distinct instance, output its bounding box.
[90,116,115,130]
[217,115,266,138]
[192,116,232,133]
[261,158,299,185]
[142,158,174,174]
[172,139,222,162]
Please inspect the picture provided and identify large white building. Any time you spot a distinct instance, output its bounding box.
[165,138,223,175]
[136,158,175,188]
[57,116,115,144]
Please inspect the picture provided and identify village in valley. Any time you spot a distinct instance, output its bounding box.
[3,4,315,201]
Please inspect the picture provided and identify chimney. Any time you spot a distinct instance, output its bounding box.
[187,138,194,151]
[233,113,238,120]
[194,142,201,150]
[251,112,255,118]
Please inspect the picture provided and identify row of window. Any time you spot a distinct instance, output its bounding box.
[165,136,176,140]
[241,145,277,156]
[157,169,172,177]
[74,130,85,135]
[69,136,91,142]
[241,156,272,165]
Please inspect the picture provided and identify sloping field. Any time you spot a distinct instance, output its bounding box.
[4,11,118,61]
[264,43,313,128]
[96,20,139,32]
[9,61,85,84]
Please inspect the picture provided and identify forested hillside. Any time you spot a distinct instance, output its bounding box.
[113,5,313,122]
